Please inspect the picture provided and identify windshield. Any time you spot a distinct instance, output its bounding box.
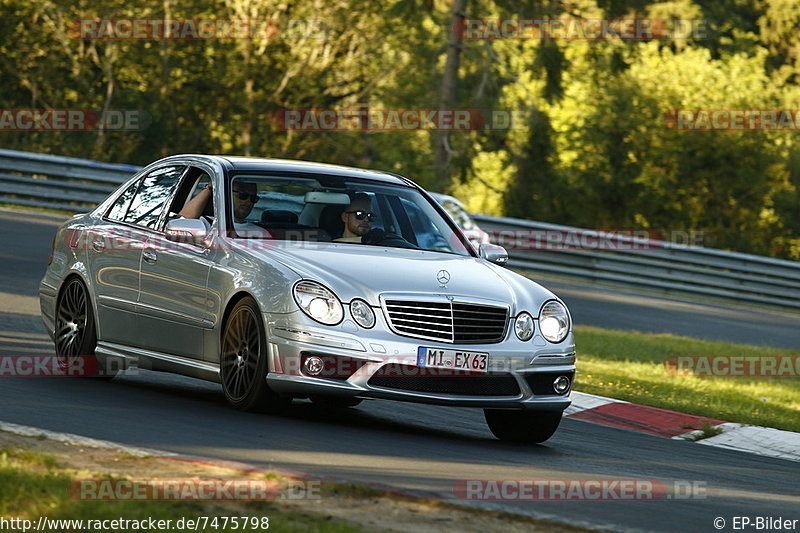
[227,174,472,256]
[439,199,478,230]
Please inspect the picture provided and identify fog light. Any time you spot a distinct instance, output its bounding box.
[304,356,323,376]
[553,375,571,394]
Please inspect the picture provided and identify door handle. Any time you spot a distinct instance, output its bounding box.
[142,250,158,263]
[92,240,106,252]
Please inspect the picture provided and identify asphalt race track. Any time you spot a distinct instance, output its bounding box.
[1,209,798,533]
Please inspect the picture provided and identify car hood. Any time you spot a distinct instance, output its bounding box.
[244,243,558,313]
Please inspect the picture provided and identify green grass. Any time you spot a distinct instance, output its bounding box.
[573,326,800,432]
[0,448,366,533]
[320,483,384,499]
[0,446,59,469]
[683,423,726,442]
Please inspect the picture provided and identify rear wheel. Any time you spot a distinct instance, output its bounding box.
[484,409,563,444]
[55,278,113,378]
[220,297,289,413]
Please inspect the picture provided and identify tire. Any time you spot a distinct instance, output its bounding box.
[55,278,113,378]
[484,409,563,444]
[310,396,363,408]
[220,297,289,413]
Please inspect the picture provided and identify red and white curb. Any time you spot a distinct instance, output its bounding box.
[566,391,800,462]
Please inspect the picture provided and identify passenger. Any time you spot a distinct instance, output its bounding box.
[180,180,262,234]
[178,181,213,219]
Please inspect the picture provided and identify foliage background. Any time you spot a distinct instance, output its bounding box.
[1,0,799,258]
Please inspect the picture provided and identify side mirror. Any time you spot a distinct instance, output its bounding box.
[479,243,508,266]
[165,218,210,247]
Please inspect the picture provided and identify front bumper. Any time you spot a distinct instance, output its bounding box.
[264,310,576,410]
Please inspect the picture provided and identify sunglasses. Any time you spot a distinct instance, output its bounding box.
[345,210,376,221]
[233,189,259,203]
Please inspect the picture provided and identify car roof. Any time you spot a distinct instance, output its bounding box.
[158,155,413,187]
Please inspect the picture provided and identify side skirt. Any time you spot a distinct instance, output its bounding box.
[95,341,221,383]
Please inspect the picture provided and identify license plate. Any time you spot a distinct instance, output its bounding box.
[417,347,489,373]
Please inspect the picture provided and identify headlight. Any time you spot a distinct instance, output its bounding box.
[539,301,570,343]
[293,281,343,325]
[514,311,534,341]
[350,299,375,328]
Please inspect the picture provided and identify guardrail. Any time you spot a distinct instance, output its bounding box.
[473,214,800,310]
[1,148,798,310]
[0,148,139,212]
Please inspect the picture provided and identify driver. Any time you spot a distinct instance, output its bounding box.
[334,193,374,243]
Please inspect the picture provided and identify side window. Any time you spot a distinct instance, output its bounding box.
[106,179,140,221]
[180,172,212,202]
[123,166,185,229]
[189,173,214,218]
[168,169,215,222]
[194,173,213,195]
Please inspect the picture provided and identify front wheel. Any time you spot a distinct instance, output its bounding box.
[220,297,289,413]
[484,409,563,444]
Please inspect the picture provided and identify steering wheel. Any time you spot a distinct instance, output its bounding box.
[362,228,418,249]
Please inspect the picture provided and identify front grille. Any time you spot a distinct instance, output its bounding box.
[524,371,575,396]
[383,299,508,344]
[368,364,520,396]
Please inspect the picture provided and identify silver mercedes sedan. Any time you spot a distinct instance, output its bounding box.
[39,155,576,443]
